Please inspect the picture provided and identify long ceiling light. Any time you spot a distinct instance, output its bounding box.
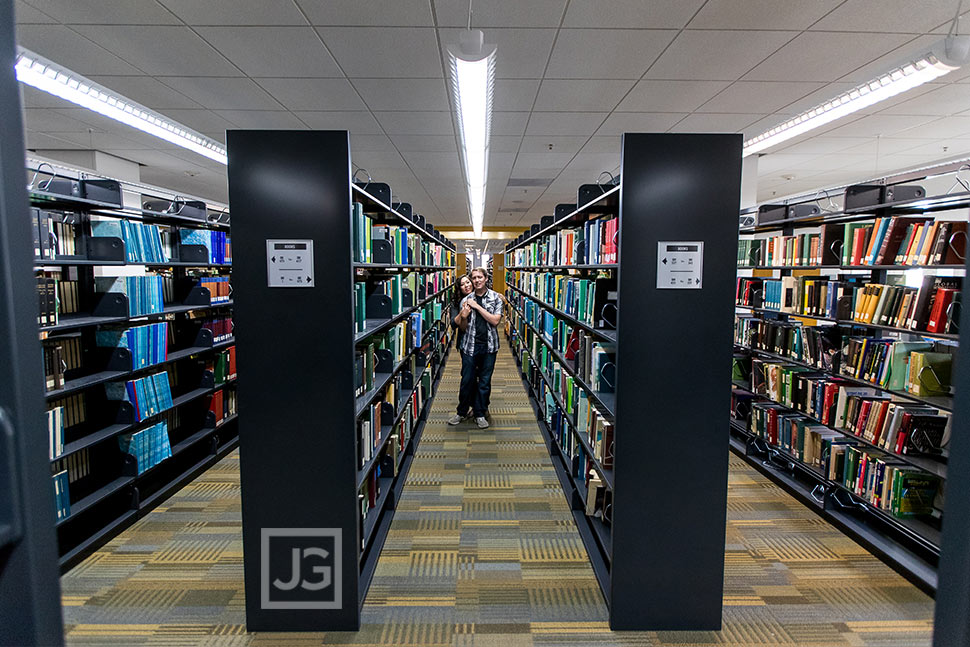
[447,29,496,237]
[14,47,228,165]
[743,35,970,157]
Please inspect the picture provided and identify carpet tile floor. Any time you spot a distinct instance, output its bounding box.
[60,346,935,646]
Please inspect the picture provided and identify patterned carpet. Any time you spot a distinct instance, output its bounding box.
[60,345,935,646]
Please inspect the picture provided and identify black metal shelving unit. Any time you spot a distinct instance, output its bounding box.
[734,181,970,602]
[504,133,742,631]
[26,175,241,572]
[227,129,457,632]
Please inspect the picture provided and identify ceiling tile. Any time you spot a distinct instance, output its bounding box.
[196,26,342,77]
[375,111,455,135]
[647,30,797,80]
[518,136,588,155]
[353,78,449,111]
[834,137,939,157]
[697,81,825,114]
[349,134,396,153]
[770,136,872,156]
[434,0,566,27]
[564,152,620,174]
[159,77,282,110]
[535,79,634,111]
[255,78,366,111]
[212,110,307,129]
[596,112,684,136]
[16,25,143,75]
[14,1,54,22]
[669,113,760,133]
[820,114,939,138]
[773,82,857,115]
[617,79,729,112]
[525,112,606,136]
[743,32,912,82]
[72,25,241,76]
[439,28,556,80]
[317,27,442,78]
[883,115,970,140]
[23,108,104,132]
[24,131,85,150]
[810,0,958,33]
[402,151,461,170]
[161,109,240,133]
[390,135,457,152]
[878,83,970,117]
[298,0,433,26]
[494,80,541,111]
[491,135,522,153]
[158,0,308,25]
[21,0,180,24]
[87,75,202,110]
[580,136,620,154]
[294,110,384,133]
[493,112,530,137]
[512,151,577,171]
[563,0,705,28]
[688,0,841,30]
[545,29,677,79]
[835,35,938,84]
[19,85,73,109]
[50,130,172,150]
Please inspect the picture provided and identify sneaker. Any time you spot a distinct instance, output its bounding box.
[476,416,489,429]
[448,414,465,425]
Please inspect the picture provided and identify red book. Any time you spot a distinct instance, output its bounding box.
[822,383,837,425]
[926,287,957,332]
[856,400,873,436]
[870,401,890,444]
[894,413,913,454]
[851,227,868,266]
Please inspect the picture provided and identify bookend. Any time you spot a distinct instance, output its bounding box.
[179,243,210,264]
[92,292,129,317]
[555,203,577,222]
[354,181,390,205]
[182,285,212,307]
[400,370,414,391]
[85,235,126,262]
[374,348,393,374]
[402,288,414,308]
[372,239,392,264]
[79,178,122,207]
[392,202,412,220]
[366,292,392,319]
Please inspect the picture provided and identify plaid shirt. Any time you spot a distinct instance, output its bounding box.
[459,289,503,355]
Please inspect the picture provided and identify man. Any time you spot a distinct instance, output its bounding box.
[449,267,503,429]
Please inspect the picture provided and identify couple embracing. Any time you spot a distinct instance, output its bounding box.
[448,267,503,429]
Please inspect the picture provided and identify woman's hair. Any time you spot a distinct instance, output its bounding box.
[453,274,472,305]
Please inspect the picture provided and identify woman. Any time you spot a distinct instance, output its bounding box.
[451,274,473,349]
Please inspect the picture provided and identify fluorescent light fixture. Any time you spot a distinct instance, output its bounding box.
[448,30,496,237]
[15,47,228,165]
[743,35,970,157]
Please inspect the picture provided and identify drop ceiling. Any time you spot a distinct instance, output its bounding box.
[15,0,970,232]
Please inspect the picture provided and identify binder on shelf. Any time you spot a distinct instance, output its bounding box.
[79,178,122,206]
[757,203,787,224]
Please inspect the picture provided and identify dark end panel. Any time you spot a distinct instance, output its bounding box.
[612,133,742,630]
[933,242,970,645]
[227,130,359,631]
[0,0,65,643]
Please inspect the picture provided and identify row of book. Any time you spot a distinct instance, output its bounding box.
[510,271,616,330]
[513,293,616,395]
[48,405,65,460]
[507,216,619,267]
[43,336,82,391]
[751,357,950,457]
[96,322,169,369]
[354,320,421,399]
[179,228,232,264]
[37,275,60,326]
[105,372,174,422]
[734,316,841,371]
[748,401,940,518]
[91,217,168,264]
[354,275,450,333]
[96,275,165,317]
[210,386,237,426]
[118,420,172,475]
[840,337,953,396]
[735,275,961,335]
[737,219,968,268]
[351,202,455,267]
[210,346,237,385]
[195,276,231,304]
[52,469,70,521]
[33,208,79,259]
[195,315,233,343]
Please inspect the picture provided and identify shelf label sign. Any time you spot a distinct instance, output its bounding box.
[266,240,314,288]
[657,241,704,289]
[261,528,342,609]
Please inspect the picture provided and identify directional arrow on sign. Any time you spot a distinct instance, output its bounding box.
[696,278,701,285]
[306,276,312,283]
[271,257,276,263]
[662,258,667,264]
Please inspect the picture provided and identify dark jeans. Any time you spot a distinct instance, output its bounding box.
[457,350,497,417]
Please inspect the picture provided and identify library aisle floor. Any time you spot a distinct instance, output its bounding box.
[59,346,934,646]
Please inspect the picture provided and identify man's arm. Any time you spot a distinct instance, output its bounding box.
[468,295,502,326]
